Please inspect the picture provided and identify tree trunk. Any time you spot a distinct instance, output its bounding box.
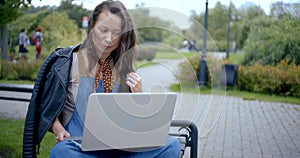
[1,24,8,60]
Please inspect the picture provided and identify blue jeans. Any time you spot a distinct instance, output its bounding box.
[51,77,180,157]
[50,136,180,158]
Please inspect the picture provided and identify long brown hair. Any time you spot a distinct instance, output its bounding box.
[79,0,137,92]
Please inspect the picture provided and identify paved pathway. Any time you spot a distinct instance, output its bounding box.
[0,59,300,158]
[137,59,300,158]
[0,91,31,119]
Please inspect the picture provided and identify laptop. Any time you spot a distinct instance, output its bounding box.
[71,92,177,152]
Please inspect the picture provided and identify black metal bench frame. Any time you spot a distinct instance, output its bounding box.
[170,120,198,158]
[0,83,198,158]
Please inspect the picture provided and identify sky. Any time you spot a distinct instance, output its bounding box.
[31,0,298,28]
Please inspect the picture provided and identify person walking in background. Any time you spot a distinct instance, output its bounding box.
[34,27,43,59]
[232,41,237,53]
[18,28,28,59]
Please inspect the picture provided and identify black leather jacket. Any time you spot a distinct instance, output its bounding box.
[22,44,80,158]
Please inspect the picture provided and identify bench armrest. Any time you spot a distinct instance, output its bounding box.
[169,120,198,158]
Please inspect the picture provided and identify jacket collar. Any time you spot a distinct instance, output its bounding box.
[54,44,81,58]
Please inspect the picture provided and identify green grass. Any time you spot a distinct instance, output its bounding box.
[0,119,23,158]
[134,51,197,69]
[27,46,37,59]
[228,53,244,64]
[170,83,300,105]
[0,118,56,157]
[155,51,198,60]
[13,45,37,60]
[0,79,35,84]
[135,61,158,69]
[226,90,300,104]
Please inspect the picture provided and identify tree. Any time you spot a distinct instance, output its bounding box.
[0,0,32,60]
[188,2,237,51]
[242,15,300,65]
[187,2,267,51]
[39,12,81,51]
[130,8,172,43]
[270,1,300,19]
[238,3,266,48]
[8,11,51,53]
[57,0,91,29]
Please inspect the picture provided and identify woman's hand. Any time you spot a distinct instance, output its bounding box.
[51,118,70,143]
[126,72,143,92]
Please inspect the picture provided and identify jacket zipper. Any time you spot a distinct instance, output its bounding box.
[37,60,69,150]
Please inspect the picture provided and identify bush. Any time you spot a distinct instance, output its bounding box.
[214,40,227,52]
[178,54,300,97]
[242,15,300,66]
[177,54,223,88]
[137,47,156,61]
[0,59,43,81]
[177,54,201,86]
[238,60,300,97]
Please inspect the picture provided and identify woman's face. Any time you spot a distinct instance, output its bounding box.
[92,10,122,55]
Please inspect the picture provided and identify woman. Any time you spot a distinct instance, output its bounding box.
[34,27,43,59]
[22,1,180,158]
[18,28,28,59]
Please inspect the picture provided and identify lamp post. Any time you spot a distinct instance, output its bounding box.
[198,0,208,85]
[226,0,232,59]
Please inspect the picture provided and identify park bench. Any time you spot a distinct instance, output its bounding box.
[0,83,198,158]
[170,119,198,158]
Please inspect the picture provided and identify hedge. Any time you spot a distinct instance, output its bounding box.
[177,54,223,88]
[238,60,300,97]
[178,55,300,97]
[0,59,44,81]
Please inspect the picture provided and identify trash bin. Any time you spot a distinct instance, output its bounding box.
[220,64,239,87]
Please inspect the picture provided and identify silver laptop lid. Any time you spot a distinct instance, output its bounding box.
[81,92,177,151]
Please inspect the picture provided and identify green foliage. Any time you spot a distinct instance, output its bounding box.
[195,39,220,52]
[156,52,196,60]
[1,0,33,60]
[238,60,300,97]
[177,53,225,88]
[189,2,241,51]
[189,2,267,53]
[0,0,32,25]
[137,43,181,61]
[238,4,266,48]
[190,2,229,42]
[228,53,245,64]
[177,53,300,97]
[0,59,43,80]
[8,11,51,49]
[136,44,157,61]
[177,54,201,86]
[214,40,227,52]
[57,0,91,29]
[162,33,185,49]
[130,8,172,43]
[242,15,300,66]
[7,3,86,57]
[240,4,266,20]
[39,11,82,51]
